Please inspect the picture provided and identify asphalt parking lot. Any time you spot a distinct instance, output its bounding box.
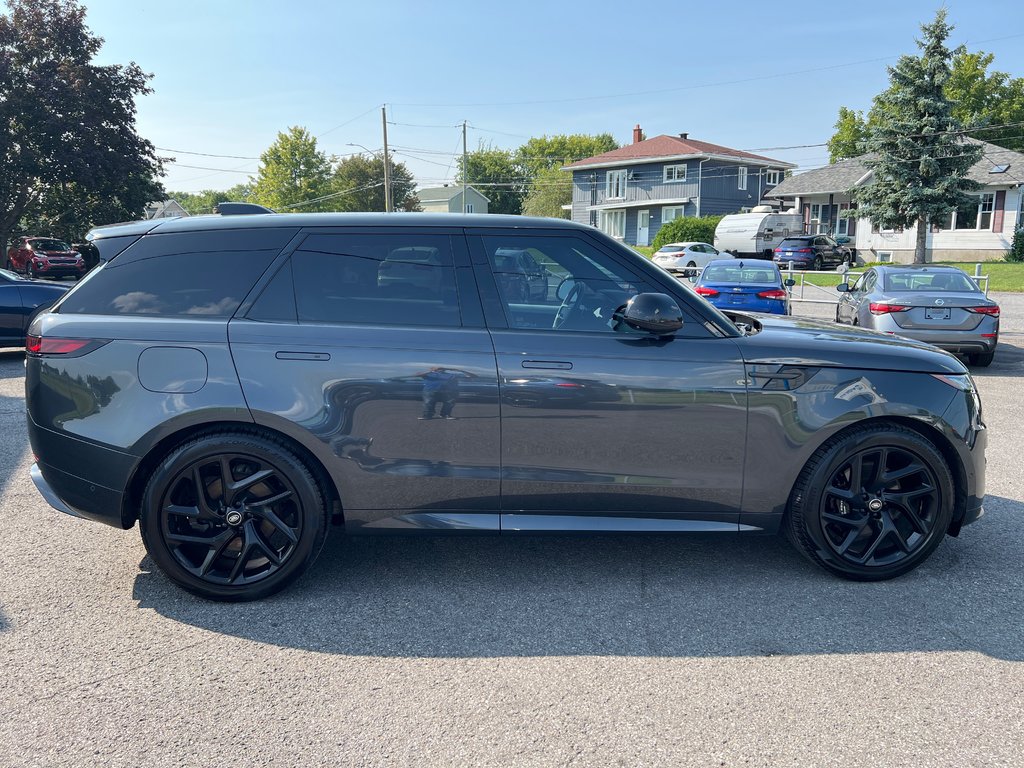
[1,297,1022,767]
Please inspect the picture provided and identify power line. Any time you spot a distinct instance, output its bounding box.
[156,147,259,160]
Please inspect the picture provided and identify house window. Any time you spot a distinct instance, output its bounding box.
[738,166,748,191]
[765,169,782,186]
[662,206,685,222]
[465,203,474,214]
[837,215,849,237]
[606,170,627,199]
[953,194,995,230]
[599,210,626,239]
[878,251,893,263]
[663,165,687,183]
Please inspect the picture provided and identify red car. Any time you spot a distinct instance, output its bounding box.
[6,236,87,280]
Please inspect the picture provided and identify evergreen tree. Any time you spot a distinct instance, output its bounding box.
[852,10,982,264]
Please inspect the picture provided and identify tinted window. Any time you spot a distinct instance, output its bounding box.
[481,235,687,334]
[248,260,297,322]
[778,238,811,249]
[291,233,460,327]
[59,248,278,317]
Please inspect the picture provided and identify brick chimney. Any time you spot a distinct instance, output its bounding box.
[633,124,643,144]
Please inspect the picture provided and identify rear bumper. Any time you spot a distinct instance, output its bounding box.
[27,413,136,528]
[889,329,997,355]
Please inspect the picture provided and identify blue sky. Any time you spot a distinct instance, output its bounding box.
[63,0,1024,192]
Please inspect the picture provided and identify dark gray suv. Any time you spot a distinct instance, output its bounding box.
[26,212,986,600]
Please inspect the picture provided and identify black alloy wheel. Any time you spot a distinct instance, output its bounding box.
[787,424,954,580]
[813,256,823,271]
[140,433,329,601]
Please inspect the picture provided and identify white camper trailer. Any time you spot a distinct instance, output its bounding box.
[713,206,804,259]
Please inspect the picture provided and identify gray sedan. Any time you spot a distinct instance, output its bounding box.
[835,265,999,366]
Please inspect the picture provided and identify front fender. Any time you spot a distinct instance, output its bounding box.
[739,365,959,530]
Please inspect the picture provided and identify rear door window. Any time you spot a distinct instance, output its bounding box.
[290,232,461,327]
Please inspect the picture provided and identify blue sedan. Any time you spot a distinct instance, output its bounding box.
[692,259,792,315]
[0,269,69,348]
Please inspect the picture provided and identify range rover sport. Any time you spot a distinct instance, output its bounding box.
[26,211,986,600]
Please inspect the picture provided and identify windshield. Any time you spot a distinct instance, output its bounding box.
[777,238,812,249]
[883,271,980,293]
[701,265,781,285]
[656,246,686,253]
[30,239,72,251]
[0,268,26,282]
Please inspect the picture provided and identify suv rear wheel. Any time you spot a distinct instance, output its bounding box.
[140,432,329,601]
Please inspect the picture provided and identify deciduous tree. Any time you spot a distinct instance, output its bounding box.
[0,0,163,247]
[457,144,522,215]
[331,153,419,212]
[249,127,333,211]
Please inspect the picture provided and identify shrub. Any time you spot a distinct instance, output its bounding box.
[651,215,724,251]
[1006,226,1024,263]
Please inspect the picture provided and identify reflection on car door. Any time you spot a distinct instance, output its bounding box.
[471,231,748,531]
[229,228,501,532]
[0,283,23,345]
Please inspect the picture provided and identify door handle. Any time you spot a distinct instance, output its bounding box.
[521,360,573,370]
[275,351,331,361]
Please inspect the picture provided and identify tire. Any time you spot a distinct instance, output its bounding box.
[834,305,841,323]
[968,351,995,367]
[685,261,697,277]
[813,256,823,271]
[785,423,954,581]
[26,262,35,279]
[140,432,330,601]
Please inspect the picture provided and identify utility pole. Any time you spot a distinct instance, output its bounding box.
[462,120,468,214]
[382,105,392,213]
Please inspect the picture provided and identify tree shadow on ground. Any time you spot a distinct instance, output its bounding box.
[133,494,1022,661]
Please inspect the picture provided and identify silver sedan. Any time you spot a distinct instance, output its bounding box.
[835,265,999,366]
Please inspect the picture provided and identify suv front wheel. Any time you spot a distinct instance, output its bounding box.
[140,432,329,601]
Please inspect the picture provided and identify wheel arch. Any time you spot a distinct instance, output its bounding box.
[795,414,968,534]
[121,420,343,529]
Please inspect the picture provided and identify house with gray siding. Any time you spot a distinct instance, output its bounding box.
[766,139,1024,263]
[416,185,490,214]
[563,125,795,246]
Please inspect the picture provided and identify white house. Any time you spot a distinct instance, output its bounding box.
[767,139,1024,263]
[416,185,490,214]
[143,199,189,219]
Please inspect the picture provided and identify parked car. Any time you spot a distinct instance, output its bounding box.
[652,242,730,276]
[691,259,793,315]
[27,211,985,601]
[0,269,69,348]
[6,237,87,280]
[492,247,553,302]
[836,265,999,367]
[773,235,851,271]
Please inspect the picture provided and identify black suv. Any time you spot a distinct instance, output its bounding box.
[773,235,852,270]
[26,211,985,600]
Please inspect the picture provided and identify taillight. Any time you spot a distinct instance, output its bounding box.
[967,305,1000,317]
[25,336,98,355]
[757,289,787,299]
[796,248,813,253]
[694,286,719,297]
[869,303,910,315]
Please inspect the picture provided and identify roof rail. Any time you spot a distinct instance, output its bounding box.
[215,202,275,215]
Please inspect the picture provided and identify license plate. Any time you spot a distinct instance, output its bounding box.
[925,308,951,320]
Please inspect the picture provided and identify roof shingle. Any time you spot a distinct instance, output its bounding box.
[565,135,791,169]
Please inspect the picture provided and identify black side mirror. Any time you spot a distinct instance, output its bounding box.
[613,293,684,336]
[835,283,850,293]
[784,278,795,287]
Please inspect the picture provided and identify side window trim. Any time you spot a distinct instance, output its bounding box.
[235,228,308,320]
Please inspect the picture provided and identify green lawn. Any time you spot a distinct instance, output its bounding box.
[631,244,1024,291]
